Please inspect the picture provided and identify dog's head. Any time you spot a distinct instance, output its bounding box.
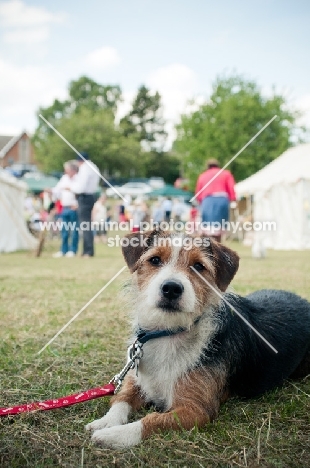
[122,230,239,330]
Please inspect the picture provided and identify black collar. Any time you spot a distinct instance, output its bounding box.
[136,315,203,345]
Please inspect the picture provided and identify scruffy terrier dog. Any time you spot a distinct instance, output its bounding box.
[86,231,310,448]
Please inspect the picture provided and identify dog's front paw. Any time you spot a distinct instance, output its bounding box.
[91,421,142,448]
[85,402,131,432]
[85,417,108,433]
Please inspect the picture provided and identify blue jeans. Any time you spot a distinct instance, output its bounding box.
[60,208,79,254]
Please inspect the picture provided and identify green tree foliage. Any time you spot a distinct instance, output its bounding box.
[69,76,121,114]
[33,78,177,182]
[120,85,167,151]
[119,85,180,182]
[174,74,305,187]
[143,151,181,185]
[33,107,142,178]
[33,76,121,143]
[32,77,143,177]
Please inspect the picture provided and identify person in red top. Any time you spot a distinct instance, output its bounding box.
[195,159,236,242]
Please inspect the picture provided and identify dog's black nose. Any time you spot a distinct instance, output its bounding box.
[161,280,184,300]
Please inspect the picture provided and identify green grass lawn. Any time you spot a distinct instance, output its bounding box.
[0,238,309,467]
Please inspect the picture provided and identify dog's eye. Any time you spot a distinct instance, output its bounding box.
[193,262,205,272]
[149,256,161,266]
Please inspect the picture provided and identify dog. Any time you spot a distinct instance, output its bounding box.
[86,230,310,448]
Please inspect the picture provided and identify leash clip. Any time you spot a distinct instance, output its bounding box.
[131,342,143,377]
[109,341,144,392]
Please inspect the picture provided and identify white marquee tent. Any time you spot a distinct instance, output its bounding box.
[0,170,38,253]
[236,143,310,250]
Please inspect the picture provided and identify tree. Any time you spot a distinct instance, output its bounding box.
[120,85,167,151]
[33,76,122,143]
[33,107,143,178]
[32,77,175,182]
[143,151,181,184]
[69,76,121,114]
[32,76,143,178]
[174,74,306,187]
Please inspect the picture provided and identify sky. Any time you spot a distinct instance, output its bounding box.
[1,0,310,147]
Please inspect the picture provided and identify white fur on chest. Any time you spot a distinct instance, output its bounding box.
[133,315,216,410]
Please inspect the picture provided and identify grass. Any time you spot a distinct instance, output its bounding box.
[0,237,309,467]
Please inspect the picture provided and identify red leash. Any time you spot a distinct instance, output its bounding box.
[0,383,115,417]
[0,340,144,417]
[1,311,191,417]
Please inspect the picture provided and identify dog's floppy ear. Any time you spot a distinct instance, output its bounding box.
[121,230,157,272]
[207,238,239,291]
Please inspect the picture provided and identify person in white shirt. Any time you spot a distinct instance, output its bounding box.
[172,199,186,222]
[70,152,100,257]
[162,197,173,222]
[51,161,79,258]
[152,200,164,224]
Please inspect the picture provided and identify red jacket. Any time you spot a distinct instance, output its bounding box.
[195,168,236,203]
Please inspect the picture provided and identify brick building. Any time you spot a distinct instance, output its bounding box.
[0,131,36,168]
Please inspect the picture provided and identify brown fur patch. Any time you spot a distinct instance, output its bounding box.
[207,238,239,291]
[135,244,175,289]
[141,367,229,439]
[111,374,146,411]
[132,235,227,311]
[177,243,219,306]
[122,231,239,295]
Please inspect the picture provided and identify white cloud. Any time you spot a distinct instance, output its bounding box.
[4,26,49,44]
[116,64,200,149]
[84,46,121,70]
[0,124,22,136]
[115,90,136,124]
[0,0,65,44]
[146,63,202,148]
[295,93,310,130]
[0,0,64,27]
[146,63,199,121]
[147,63,197,91]
[262,86,310,136]
[0,57,67,134]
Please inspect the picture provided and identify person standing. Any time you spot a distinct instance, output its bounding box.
[195,159,236,242]
[131,198,145,232]
[92,193,107,243]
[162,197,173,223]
[50,161,79,257]
[172,198,185,222]
[71,152,100,257]
[152,200,164,225]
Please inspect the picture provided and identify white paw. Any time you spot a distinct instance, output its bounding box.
[91,421,142,448]
[85,402,131,432]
